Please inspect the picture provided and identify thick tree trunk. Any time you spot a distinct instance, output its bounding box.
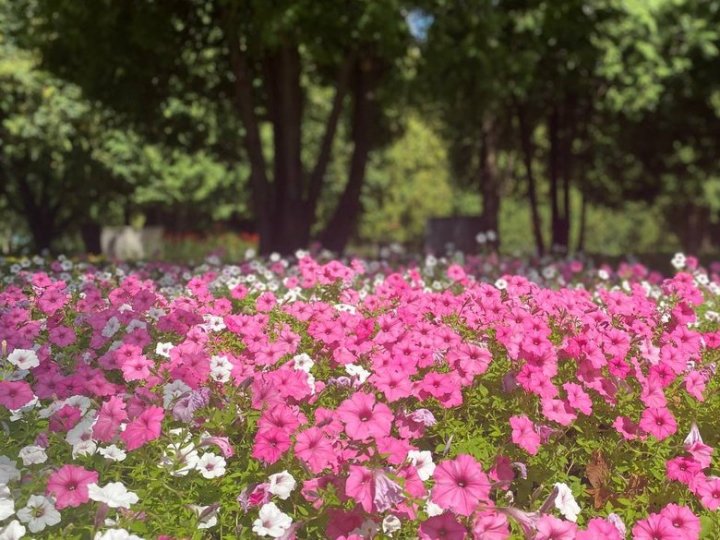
[15,174,57,251]
[319,59,375,253]
[516,103,545,256]
[265,43,309,254]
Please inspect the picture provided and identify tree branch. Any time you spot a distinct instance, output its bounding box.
[305,53,354,219]
[220,6,270,221]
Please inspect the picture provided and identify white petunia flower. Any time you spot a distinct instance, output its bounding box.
[16,495,60,533]
[0,485,14,521]
[0,519,25,540]
[197,453,226,479]
[425,500,444,517]
[252,502,292,538]
[18,446,47,466]
[7,350,39,371]
[160,442,199,477]
[553,483,581,522]
[88,482,139,509]
[671,252,686,270]
[94,529,144,540]
[0,457,20,484]
[351,519,379,539]
[292,353,314,373]
[267,471,296,500]
[98,445,127,462]
[209,356,233,383]
[101,317,121,338]
[345,364,370,385]
[155,342,174,358]
[66,414,97,458]
[189,504,219,529]
[162,380,191,409]
[407,450,436,481]
[382,515,401,536]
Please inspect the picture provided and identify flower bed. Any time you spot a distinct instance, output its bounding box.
[1,252,720,539]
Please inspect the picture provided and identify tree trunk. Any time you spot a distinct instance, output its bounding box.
[548,105,563,252]
[15,175,57,252]
[319,59,375,253]
[479,118,501,248]
[559,92,577,252]
[264,43,309,255]
[222,10,273,253]
[306,56,353,225]
[577,192,587,253]
[516,103,545,256]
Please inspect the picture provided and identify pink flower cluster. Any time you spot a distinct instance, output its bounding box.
[0,253,719,539]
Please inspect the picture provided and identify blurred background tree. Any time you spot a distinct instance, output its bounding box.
[1,0,720,258]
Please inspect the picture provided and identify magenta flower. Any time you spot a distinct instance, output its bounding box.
[431,454,490,516]
[576,518,622,540]
[541,398,577,426]
[419,514,467,540]
[665,457,702,487]
[535,515,577,540]
[509,415,541,455]
[93,396,128,442]
[472,510,510,540]
[631,513,678,540]
[120,406,164,451]
[46,465,98,509]
[639,407,677,441]
[294,427,336,473]
[252,428,291,464]
[120,355,154,382]
[345,465,374,513]
[660,504,700,539]
[336,391,393,441]
[0,381,34,410]
[696,477,720,511]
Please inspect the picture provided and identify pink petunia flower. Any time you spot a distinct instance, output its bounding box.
[252,428,292,464]
[541,398,577,426]
[535,515,577,540]
[419,513,467,540]
[0,381,34,410]
[576,518,622,540]
[345,466,374,513]
[294,428,336,473]
[46,465,98,509]
[431,454,490,516]
[93,396,128,443]
[472,510,510,540]
[120,406,164,451]
[632,513,678,540]
[509,415,541,455]
[666,457,702,488]
[336,392,393,441]
[49,405,82,433]
[639,407,677,441]
[659,504,700,539]
[613,415,641,441]
[696,477,720,511]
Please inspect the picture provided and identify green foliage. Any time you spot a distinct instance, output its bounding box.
[359,115,454,245]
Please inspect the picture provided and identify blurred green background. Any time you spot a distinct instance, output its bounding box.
[2,0,720,260]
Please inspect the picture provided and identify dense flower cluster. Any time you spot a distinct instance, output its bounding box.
[1,252,720,539]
